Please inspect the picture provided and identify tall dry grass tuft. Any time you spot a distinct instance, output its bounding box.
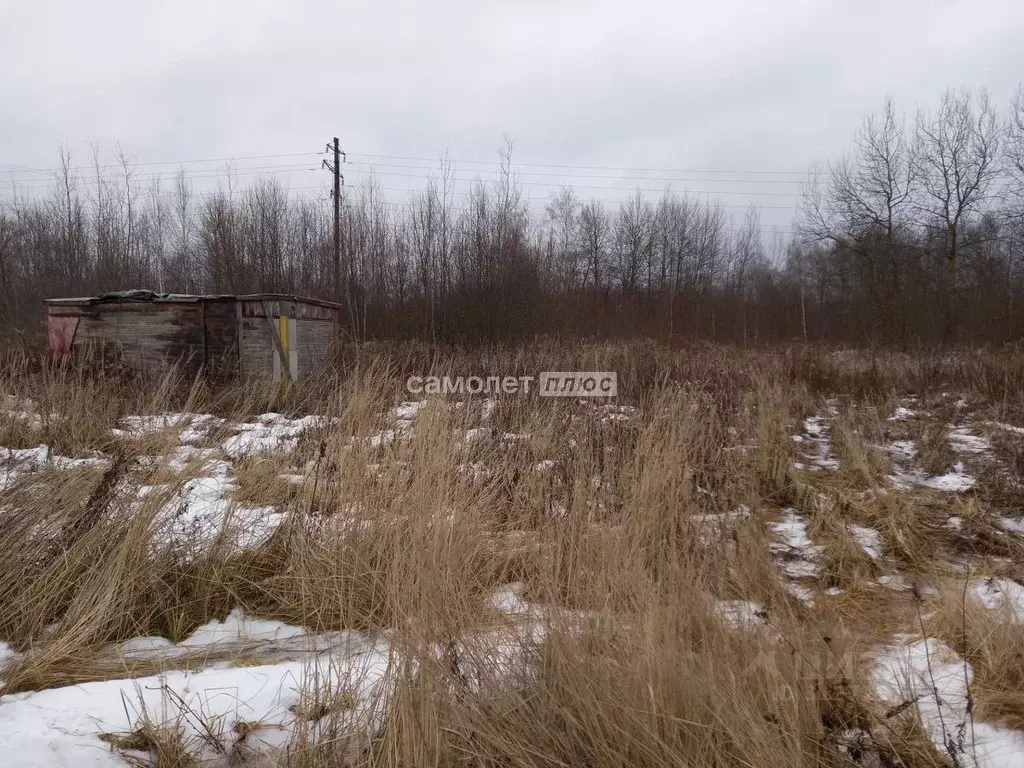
[829,410,891,486]
[914,422,956,477]
[928,585,1024,731]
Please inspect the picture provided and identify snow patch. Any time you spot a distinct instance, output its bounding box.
[997,518,1024,535]
[878,574,912,591]
[487,583,535,617]
[784,582,816,603]
[970,578,1024,622]
[849,524,884,560]
[149,460,283,555]
[222,414,326,458]
[716,600,767,630]
[921,462,977,492]
[770,507,821,583]
[1,445,109,489]
[875,637,1024,767]
[464,427,491,444]
[949,425,991,455]
[182,608,309,647]
[887,440,977,492]
[770,508,820,558]
[0,639,393,768]
[793,411,839,471]
[887,406,917,421]
[392,400,426,422]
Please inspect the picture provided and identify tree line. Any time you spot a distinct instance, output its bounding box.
[2,86,1024,346]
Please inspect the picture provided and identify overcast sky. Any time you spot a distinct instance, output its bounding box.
[2,0,1023,233]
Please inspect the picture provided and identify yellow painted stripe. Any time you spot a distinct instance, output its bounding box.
[279,315,289,355]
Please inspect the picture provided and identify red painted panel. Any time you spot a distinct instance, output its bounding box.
[47,315,79,363]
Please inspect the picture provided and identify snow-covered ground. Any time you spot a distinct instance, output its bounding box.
[0,614,393,767]
[875,637,1024,767]
[885,439,979,492]
[770,508,821,575]
[0,586,555,768]
[793,405,840,471]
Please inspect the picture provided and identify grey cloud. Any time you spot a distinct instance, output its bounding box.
[2,0,1023,230]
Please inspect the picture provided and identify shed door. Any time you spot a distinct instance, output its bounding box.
[272,315,299,382]
[48,315,80,363]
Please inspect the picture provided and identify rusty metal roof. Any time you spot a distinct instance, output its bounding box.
[45,291,343,309]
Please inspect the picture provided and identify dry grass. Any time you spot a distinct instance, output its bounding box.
[926,585,1024,732]
[915,421,957,476]
[232,454,303,507]
[2,343,1024,766]
[830,410,892,485]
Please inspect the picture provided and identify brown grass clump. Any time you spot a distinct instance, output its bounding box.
[98,683,225,768]
[232,455,302,507]
[927,584,1024,731]
[101,725,199,768]
[915,421,956,476]
[830,410,891,485]
[808,498,878,590]
[857,491,953,571]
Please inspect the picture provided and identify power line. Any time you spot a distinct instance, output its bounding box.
[2,149,811,179]
[0,151,321,176]
[342,167,800,197]
[349,198,797,230]
[347,152,810,176]
[0,184,796,232]
[0,163,321,188]
[345,159,808,185]
[337,183,797,209]
[2,163,806,201]
[0,162,51,175]
[1,159,803,208]
[1,185,797,212]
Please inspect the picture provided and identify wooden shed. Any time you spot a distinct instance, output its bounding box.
[45,290,342,382]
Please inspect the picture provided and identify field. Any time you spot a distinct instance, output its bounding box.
[1,341,1024,767]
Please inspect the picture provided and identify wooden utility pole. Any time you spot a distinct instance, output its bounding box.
[332,137,341,301]
[323,137,343,301]
[323,138,355,336]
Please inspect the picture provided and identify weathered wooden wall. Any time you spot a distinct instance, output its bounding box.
[202,299,239,384]
[237,299,336,322]
[296,319,334,373]
[239,317,276,378]
[45,295,338,382]
[237,299,338,380]
[49,301,206,376]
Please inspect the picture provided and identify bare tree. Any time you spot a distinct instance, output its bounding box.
[171,170,196,292]
[579,199,609,293]
[1008,87,1024,189]
[411,152,454,341]
[914,88,1002,342]
[544,186,581,291]
[6,94,1024,346]
[115,145,141,284]
[798,99,919,340]
[730,206,764,345]
[1005,87,1024,238]
[615,191,653,295]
